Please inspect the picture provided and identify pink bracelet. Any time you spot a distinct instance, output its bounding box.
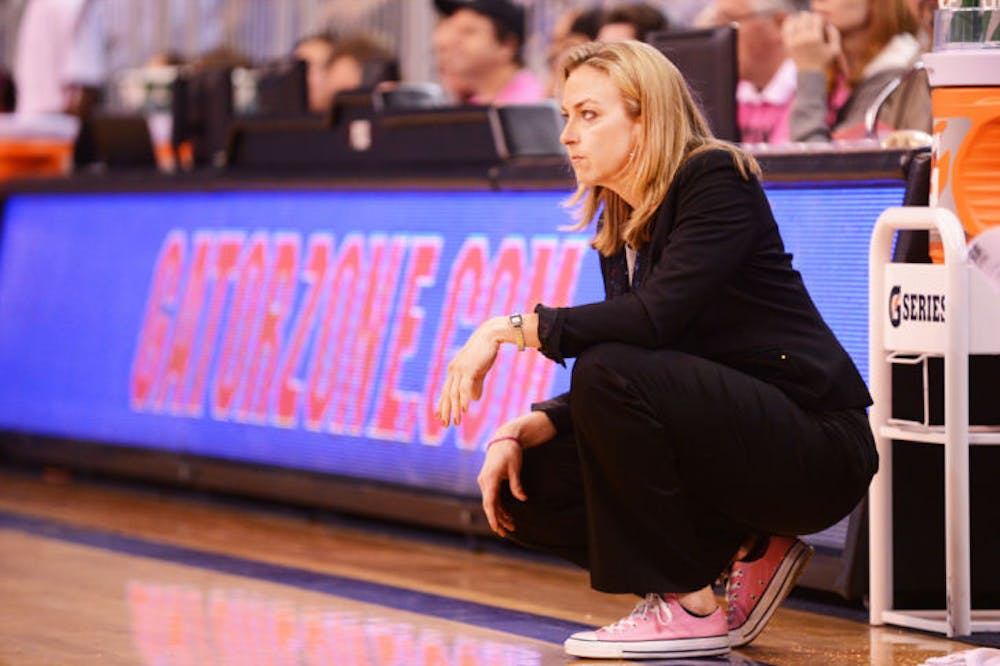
[485,436,521,451]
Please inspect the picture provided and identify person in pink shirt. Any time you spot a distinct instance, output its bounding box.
[713,0,802,144]
[433,0,544,106]
[736,60,797,144]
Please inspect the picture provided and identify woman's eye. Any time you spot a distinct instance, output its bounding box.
[582,110,596,120]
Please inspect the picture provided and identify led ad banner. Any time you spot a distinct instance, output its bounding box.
[0,190,601,494]
[0,183,904,497]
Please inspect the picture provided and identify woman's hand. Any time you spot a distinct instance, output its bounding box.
[436,318,503,426]
[478,438,524,537]
[477,412,556,537]
[435,313,541,427]
[782,11,844,74]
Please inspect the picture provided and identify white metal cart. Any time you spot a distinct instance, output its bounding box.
[868,206,1000,637]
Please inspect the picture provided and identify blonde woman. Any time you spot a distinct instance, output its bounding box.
[437,40,876,660]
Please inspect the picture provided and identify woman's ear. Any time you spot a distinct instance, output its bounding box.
[630,118,642,153]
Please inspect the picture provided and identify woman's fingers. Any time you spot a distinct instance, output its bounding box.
[437,367,466,426]
[826,22,842,51]
[459,375,475,414]
[449,374,464,425]
[826,23,848,75]
[479,476,511,536]
[783,11,838,72]
[437,358,478,426]
[496,506,514,533]
[507,458,527,502]
[807,11,824,37]
[436,374,453,425]
[781,11,801,43]
[478,444,524,537]
[489,495,512,535]
[784,12,818,45]
[481,495,501,535]
[437,324,503,428]
[442,365,484,426]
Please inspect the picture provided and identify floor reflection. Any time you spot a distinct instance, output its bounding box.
[125,580,776,666]
[868,625,955,666]
[128,581,546,666]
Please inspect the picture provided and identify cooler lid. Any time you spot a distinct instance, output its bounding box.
[924,51,1000,88]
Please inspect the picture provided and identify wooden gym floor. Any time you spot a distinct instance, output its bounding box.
[0,467,977,665]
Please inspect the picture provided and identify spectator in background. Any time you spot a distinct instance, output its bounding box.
[0,67,15,112]
[666,0,720,26]
[548,6,602,64]
[293,32,338,115]
[433,0,544,106]
[433,15,470,102]
[191,46,251,70]
[546,7,602,97]
[146,51,186,68]
[783,0,931,142]
[568,7,604,40]
[597,3,671,42]
[13,0,108,116]
[714,0,801,144]
[325,34,398,98]
[293,33,397,116]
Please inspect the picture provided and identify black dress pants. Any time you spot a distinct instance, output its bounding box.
[500,343,878,596]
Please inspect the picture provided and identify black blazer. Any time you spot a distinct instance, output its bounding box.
[533,148,872,433]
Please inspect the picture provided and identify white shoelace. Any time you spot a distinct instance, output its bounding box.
[602,593,673,633]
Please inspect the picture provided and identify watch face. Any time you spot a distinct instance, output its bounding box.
[510,313,523,327]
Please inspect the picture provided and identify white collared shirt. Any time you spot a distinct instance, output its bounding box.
[736,59,797,107]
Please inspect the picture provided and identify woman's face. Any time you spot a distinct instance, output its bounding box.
[560,65,640,196]
[811,0,870,34]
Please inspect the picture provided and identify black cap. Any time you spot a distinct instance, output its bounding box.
[434,0,526,45]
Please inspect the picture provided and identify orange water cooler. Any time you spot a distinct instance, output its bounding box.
[0,114,79,181]
[923,8,1000,262]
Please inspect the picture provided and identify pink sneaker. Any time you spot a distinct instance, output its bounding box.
[564,593,730,659]
[726,535,814,647]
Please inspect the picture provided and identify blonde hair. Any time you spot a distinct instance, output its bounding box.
[561,40,759,256]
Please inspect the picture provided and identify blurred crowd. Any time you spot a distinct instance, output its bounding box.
[0,0,938,145]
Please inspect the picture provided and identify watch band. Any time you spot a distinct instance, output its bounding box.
[508,313,525,351]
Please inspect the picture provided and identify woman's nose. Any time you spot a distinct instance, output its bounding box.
[560,122,575,145]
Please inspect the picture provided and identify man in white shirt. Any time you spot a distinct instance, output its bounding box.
[13,0,107,115]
